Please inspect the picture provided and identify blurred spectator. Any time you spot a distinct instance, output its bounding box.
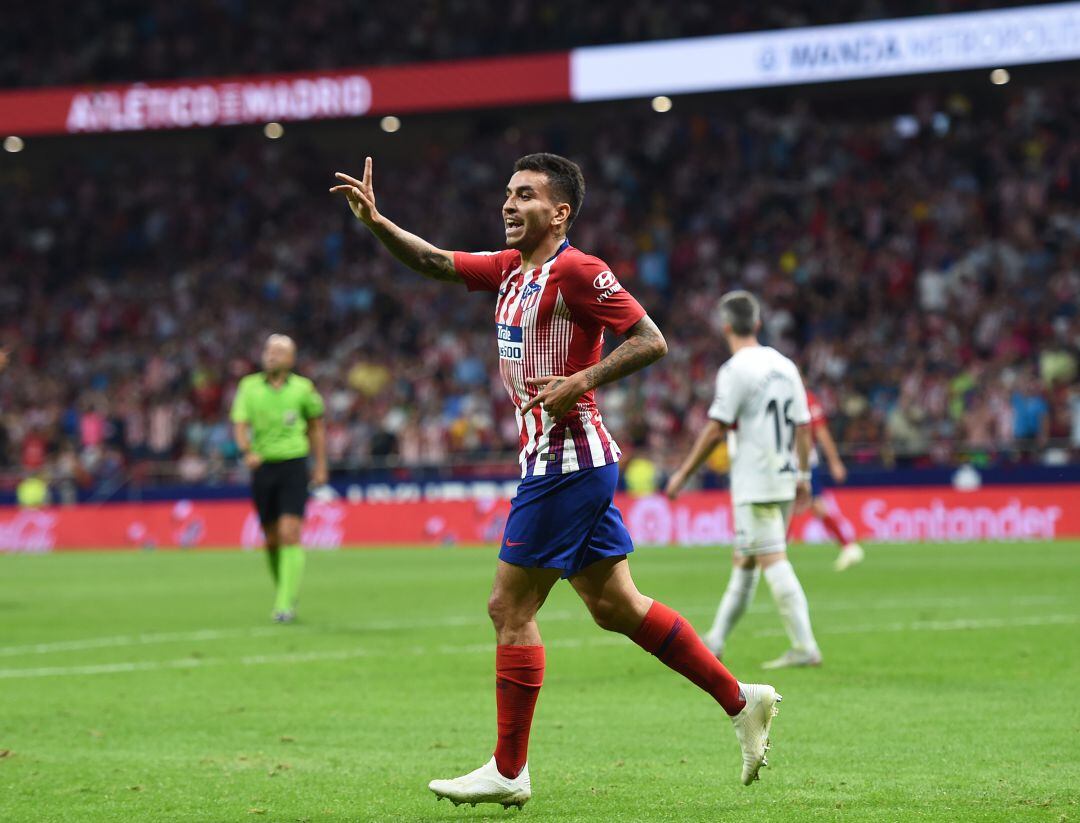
[0,1,1028,90]
[16,473,49,508]
[623,448,660,496]
[1011,372,1050,447]
[0,83,1078,488]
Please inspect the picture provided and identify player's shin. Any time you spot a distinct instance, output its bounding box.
[265,546,281,583]
[493,645,545,779]
[820,512,849,546]
[631,600,745,715]
[274,545,305,615]
[705,567,760,655]
[762,560,818,654]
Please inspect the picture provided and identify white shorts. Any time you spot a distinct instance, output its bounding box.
[733,501,794,557]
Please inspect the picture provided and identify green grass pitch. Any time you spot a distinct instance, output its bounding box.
[1,541,1078,822]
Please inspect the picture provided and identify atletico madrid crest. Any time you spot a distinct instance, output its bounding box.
[520,282,542,311]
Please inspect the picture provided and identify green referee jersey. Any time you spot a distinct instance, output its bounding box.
[230,372,325,463]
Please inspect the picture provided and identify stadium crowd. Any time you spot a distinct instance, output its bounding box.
[1,84,1079,491]
[3,0,1033,89]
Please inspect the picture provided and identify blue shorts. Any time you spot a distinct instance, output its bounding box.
[499,463,635,578]
[810,467,827,499]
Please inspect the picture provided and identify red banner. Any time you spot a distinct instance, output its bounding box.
[0,53,570,136]
[0,485,1076,553]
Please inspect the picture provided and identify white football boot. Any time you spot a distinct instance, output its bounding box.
[731,683,782,785]
[835,543,865,571]
[428,757,530,809]
[762,648,823,669]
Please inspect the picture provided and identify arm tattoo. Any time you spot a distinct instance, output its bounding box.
[370,220,462,284]
[581,315,668,390]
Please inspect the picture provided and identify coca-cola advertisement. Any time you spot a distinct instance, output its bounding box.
[0,486,1075,553]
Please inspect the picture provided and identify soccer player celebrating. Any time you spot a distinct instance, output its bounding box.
[332,155,781,806]
[805,388,865,571]
[231,334,327,623]
[666,292,822,669]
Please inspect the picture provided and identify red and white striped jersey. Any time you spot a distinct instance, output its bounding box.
[454,242,646,477]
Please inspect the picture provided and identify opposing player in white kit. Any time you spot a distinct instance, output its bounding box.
[666,291,822,669]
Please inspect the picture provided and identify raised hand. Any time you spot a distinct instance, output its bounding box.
[330,156,381,227]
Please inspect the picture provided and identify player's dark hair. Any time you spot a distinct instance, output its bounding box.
[718,290,761,337]
[513,153,585,227]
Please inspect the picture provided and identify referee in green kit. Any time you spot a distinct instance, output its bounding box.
[231,334,327,623]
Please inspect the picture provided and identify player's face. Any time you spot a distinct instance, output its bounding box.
[262,340,296,373]
[503,170,564,251]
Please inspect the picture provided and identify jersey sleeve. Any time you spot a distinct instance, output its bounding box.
[229,379,251,423]
[453,249,515,292]
[707,365,739,425]
[791,370,812,426]
[557,254,646,335]
[303,381,326,419]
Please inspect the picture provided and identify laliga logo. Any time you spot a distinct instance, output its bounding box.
[0,509,58,553]
[593,270,618,290]
[624,496,734,546]
[240,503,345,549]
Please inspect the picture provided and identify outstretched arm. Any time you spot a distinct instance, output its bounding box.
[521,315,668,419]
[330,157,462,284]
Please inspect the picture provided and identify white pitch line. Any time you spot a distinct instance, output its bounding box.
[0,627,284,658]
[751,612,1080,638]
[0,614,1075,681]
[0,594,1066,659]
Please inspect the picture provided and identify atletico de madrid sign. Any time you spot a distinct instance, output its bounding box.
[0,54,568,136]
[65,76,374,132]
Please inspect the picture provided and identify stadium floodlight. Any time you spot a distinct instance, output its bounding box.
[263,122,285,139]
[3,135,24,153]
[990,68,1011,85]
[651,95,673,113]
[380,116,402,133]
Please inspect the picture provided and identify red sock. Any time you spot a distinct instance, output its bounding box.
[631,600,745,716]
[821,512,848,545]
[493,645,545,779]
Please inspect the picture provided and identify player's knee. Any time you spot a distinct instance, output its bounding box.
[279,519,301,544]
[588,598,630,634]
[487,593,513,631]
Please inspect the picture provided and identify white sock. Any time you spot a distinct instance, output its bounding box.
[704,567,760,654]
[763,559,819,654]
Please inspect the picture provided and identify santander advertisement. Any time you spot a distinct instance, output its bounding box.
[0,486,1073,553]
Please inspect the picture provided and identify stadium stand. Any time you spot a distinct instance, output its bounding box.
[2,80,1077,492]
[1,1,1039,89]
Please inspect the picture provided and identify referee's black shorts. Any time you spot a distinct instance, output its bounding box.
[251,457,309,526]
